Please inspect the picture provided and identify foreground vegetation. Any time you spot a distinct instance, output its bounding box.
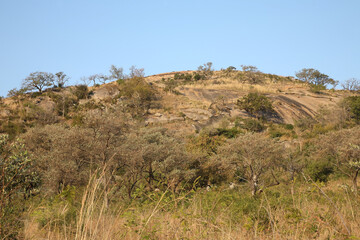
[1,64,360,239]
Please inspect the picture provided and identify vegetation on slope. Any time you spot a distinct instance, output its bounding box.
[0,64,360,239]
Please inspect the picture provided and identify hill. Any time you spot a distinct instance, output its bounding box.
[1,69,360,239]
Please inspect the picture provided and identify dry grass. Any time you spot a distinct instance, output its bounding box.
[23,175,360,240]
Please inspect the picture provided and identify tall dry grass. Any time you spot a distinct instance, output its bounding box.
[24,172,360,240]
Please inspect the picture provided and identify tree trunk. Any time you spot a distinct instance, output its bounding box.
[353,169,359,195]
[251,175,258,196]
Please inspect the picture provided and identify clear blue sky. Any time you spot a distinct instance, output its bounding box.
[1,0,359,97]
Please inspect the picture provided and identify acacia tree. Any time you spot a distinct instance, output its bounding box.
[22,72,54,93]
[295,68,337,87]
[212,133,284,195]
[240,65,261,83]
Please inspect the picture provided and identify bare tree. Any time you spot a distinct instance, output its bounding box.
[342,78,360,91]
[80,76,92,86]
[98,74,110,84]
[55,72,69,88]
[198,62,214,77]
[88,74,100,86]
[109,65,125,80]
[129,65,145,78]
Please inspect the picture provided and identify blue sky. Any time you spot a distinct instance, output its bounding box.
[1,0,359,97]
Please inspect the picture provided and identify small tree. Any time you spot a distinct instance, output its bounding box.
[239,65,261,83]
[317,128,360,194]
[237,92,274,119]
[129,66,145,78]
[22,72,54,93]
[88,74,101,86]
[295,68,337,88]
[98,74,110,84]
[343,96,360,123]
[109,65,125,80]
[0,135,39,237]
[342,78,360,91]
[212,133,284,195]
[198,62,214,77]
[54,72,69,88]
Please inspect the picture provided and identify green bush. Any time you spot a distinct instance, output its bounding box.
[193,73,205,81]
[305,159,333,182]
[236,92,274,119]
[309,84,326,94]
[343,96,360,123]
[73,85,89,100]
[215,127,241,138]
[0,135,40,238]
[236,118,265,132]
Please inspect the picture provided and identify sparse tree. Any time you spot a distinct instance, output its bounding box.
[212,133,284,195]
[22,72,54,93]
[7,87,27,98]
[241,65,258,73]
[88,74,100,86]
[80,76,92,86]
[342,78,360,91]
[198,62,214,77]
[109,65,125,80]
[240,65,261,83]
[98,74,110,84]
[54,72,69,88]
[129,66,145,78]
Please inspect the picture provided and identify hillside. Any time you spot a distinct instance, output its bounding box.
[1,69,360,239]
[0,69,353,137]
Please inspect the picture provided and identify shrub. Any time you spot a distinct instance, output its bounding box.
[237,92,274,119]
[193,73,205,81]
[305,159,333,182]
[163,78,178,93]
[0,135,40,238]
[215,127,241,138]
[120,77,157,115]
[72,85,89,100]
[343,96,360,123]
[309,84,326,94]
[236,118,265,132]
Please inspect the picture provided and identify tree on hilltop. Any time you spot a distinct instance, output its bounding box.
[295,68,337,88]
[22,72,54,93]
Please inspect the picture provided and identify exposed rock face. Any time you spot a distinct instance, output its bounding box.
[181,108,212,122]
[92,85,120,101]
[38,100,56,113]
[145,114,184,125]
